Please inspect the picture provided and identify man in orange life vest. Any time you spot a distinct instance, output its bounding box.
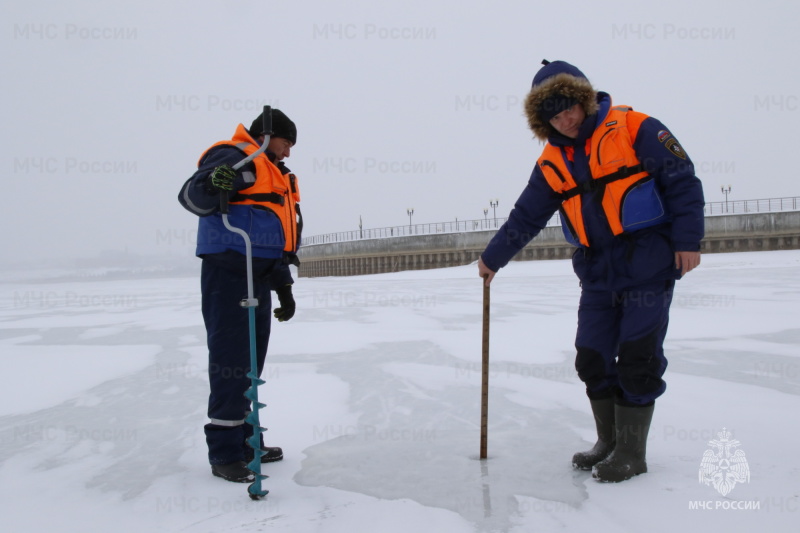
[178,109,301,483]
[478,60,704,482]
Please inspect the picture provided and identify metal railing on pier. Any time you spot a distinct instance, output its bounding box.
[302,196,800,247]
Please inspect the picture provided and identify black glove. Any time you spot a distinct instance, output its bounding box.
[273,285,295,322]
[208,164,237,192]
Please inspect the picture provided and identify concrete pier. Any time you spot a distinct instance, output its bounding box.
[298,212,800,277]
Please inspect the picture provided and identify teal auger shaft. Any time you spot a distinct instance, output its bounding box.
[245,306,268,499]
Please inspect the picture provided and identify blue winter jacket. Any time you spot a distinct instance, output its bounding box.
[178,144,294,287]
[481,93,705,291]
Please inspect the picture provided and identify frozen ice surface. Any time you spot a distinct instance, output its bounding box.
[0,250,798,532]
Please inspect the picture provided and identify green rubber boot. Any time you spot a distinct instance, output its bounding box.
[592,402,654,482]
[572,397,616,470]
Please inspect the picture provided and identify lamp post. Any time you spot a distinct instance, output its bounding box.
[483,208,488,228]
[489,199,499,227]
[721,185,732,213]
[407,208,414,232]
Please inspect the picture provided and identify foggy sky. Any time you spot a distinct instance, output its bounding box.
[3,0,796,265]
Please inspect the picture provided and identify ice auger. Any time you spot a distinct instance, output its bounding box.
[219,106,273,500]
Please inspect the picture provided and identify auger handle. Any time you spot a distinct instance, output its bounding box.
[219,105,273,216]
[232,106,273,171]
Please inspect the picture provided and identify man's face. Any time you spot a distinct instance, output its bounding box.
[549,104,586,139]
[267,137,294,161]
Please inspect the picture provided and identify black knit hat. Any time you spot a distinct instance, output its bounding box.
[249,109,297,145]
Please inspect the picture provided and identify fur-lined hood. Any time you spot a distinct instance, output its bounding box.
[524,61,599,142]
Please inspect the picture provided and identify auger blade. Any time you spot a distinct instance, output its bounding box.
[247,479,269,500]
[245,432,260,446]
[247,457,269,473]
[246,372,266,386]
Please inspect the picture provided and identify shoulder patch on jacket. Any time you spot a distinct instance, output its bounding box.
[664,138,686,159]
[657,130,671,143]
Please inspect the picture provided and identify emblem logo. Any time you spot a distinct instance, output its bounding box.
[665,138,687,160]
[699,428,750,496]
[657,130,671,143]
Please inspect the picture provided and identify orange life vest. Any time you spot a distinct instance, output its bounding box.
[202,124,301,253]
[538,105,666,247]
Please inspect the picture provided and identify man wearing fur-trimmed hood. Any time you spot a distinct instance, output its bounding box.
[478,60,705,483]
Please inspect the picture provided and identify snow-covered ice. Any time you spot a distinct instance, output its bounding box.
[1,250,798,532]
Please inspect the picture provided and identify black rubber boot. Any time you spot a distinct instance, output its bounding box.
[260,446,283,463]
[211,461,255,483]
[572,397,616,470]
[245,446,284,463]
[592,402,654,482]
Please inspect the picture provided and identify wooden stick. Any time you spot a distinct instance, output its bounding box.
[480,275,490,459]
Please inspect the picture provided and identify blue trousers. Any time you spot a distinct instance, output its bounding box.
[201,255,273,465]
[574,280,675,406]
